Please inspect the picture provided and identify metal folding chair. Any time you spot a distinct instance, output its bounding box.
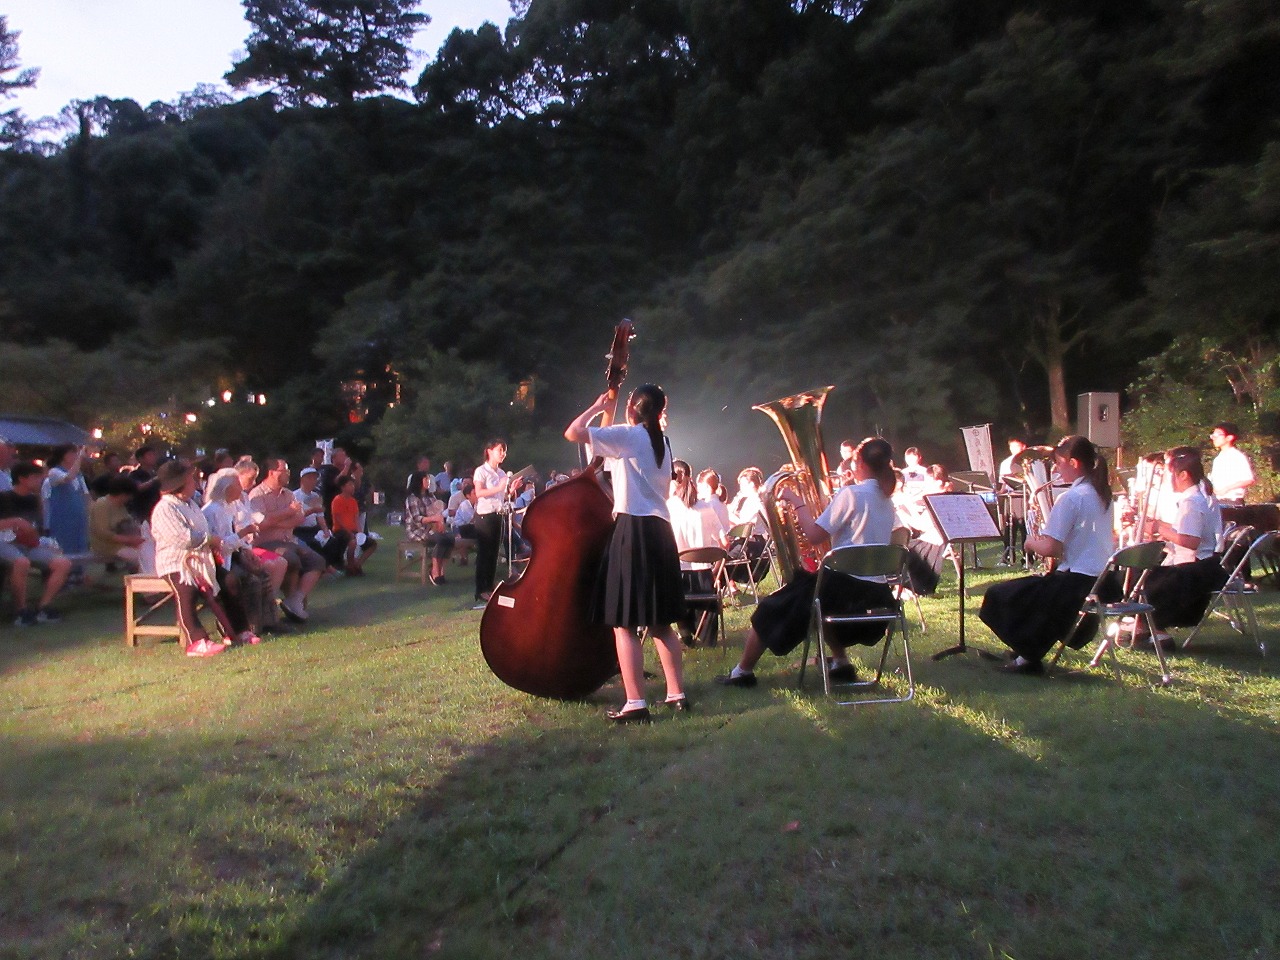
[1183,529,1276,656]
[1049,540,1170,684]
[677,546,729,646]
[721,522,763,604]
[797,544,914,705]
[889,526,927,630]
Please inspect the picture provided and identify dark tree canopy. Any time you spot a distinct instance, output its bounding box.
[1,15,39,149]
[226,0,430,107]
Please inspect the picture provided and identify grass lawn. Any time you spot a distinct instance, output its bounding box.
[2,538,1278,960]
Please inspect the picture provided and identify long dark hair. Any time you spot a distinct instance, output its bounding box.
[856,437,896,497]
[670,459,694,507]
[629,383,666,467]
[1167,445,1211,497]
[1055,434,1112,507]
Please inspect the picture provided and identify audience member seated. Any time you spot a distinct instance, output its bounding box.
[405,472,456,585]
[151,460,255,657]
[331,476,377,575]
[1,462,73,626]
[89,475,144,572]
[449,479,478,566]
[249,457,325,622]
[293,466,348,570]
[203,468,285,634]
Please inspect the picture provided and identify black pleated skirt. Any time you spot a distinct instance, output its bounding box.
[750,569,895,657]
[978,570,1105,662]
[1145,556,1228,629]
[592,514,687,628]
[905,539,946,596]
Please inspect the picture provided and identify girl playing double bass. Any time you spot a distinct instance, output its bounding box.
[564,384,688,723]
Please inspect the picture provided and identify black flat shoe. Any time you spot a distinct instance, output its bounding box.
[606,705,651,724]
[714,672,758,688]
[826,662,858,682]
[663,696,692,713]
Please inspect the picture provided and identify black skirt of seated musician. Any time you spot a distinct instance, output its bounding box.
[979,571,1117,662]
[1144,556,1229,630]
[591,514,686,628]
[905,538,945,596]
[751,568,895,657]
[678,568,719,645]
[727,534,770,584]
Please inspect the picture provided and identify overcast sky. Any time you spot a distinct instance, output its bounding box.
[3,0,515,120]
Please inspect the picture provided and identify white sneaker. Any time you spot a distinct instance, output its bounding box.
[282,594,309,621]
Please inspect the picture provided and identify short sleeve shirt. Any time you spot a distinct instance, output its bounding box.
[814,479,895,550]
[1209,447,1253,502]
[1043,478,1114,577]
[1168,485,1221,565]
[587,423,671,520]
[473,463,508,516]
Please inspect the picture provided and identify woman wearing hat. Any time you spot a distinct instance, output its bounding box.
[151,459,255,657]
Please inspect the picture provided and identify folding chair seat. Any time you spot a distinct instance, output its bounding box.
[1183,528,1276,656]
[1049,540,1170,684]
[677,546,729,647]
[722,522,764,604]
[798,544,914,705]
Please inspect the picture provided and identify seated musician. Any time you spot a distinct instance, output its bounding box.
[979,435,1116,675]
[727,466,770,585]
[716,437,897,688]
[667,459,726,645]
[900,447,929,490]
[1133,446,1225,648]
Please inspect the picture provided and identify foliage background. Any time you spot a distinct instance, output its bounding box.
[1,0,1278,491]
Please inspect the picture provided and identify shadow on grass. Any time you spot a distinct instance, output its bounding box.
[266,678,1280,960]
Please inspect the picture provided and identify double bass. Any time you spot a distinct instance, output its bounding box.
[478,321,634,700]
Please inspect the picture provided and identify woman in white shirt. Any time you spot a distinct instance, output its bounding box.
[668,460,725,646]
[1140,446,1226,645]
[979,435,1117,674]
[472,439,513,606]
[565,383,687,722]
[151,460,242,657]
[717,438,898,688]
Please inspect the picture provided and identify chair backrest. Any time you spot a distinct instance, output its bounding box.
[1219,524,1256,572]
[1110,540,1168,572]
[679,546,729,566]
[1231,529,1279,579]
[726,522,755,542]
[818,544,908,581]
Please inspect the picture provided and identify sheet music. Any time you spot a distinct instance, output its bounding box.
[924,493,1002,543]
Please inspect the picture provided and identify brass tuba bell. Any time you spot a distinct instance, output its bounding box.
[754,386,835,583]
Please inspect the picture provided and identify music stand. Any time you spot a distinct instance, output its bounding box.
[924,493,1003,660]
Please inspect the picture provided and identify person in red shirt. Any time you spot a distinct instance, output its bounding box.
[332,476,377,575]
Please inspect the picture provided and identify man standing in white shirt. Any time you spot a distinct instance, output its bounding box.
[1208,422,1255,505]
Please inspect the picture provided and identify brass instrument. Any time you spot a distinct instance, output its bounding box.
[1125,457,1167,547]
[1013,446,1057,543]
[754,386,835,583]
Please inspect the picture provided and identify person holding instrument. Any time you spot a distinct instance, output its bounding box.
[1130,446,1224,648]
[979,435,1116,675]
[716,437,898,688]
[564,383,688,723]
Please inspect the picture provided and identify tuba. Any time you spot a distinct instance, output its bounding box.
[754,386,835,583]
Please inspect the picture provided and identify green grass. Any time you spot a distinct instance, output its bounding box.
[2,542,1279,960]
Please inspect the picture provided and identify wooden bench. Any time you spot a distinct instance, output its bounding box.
[394,541,428,584]
[123,574,180,647]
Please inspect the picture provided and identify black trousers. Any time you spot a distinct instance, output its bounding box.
[474,512,502,599]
